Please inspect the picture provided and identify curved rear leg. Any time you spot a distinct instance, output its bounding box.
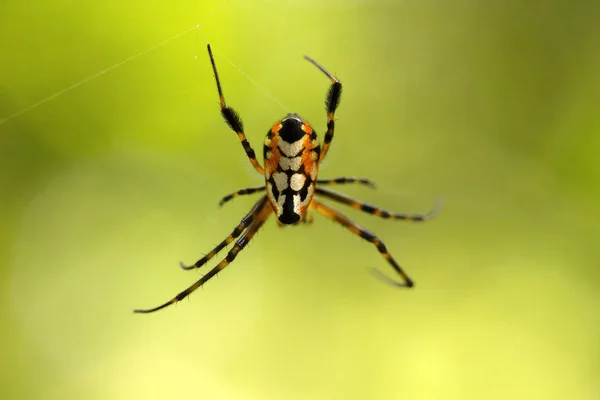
[311,199,414,287]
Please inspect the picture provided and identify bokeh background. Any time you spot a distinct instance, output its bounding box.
[1,0,599,399]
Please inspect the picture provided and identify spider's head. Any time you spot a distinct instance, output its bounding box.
[278,114,307,142]
[263,114,320,225]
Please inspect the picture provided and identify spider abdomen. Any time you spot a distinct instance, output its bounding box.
[264,114,320,225]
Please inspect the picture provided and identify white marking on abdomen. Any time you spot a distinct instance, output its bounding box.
[273,172,288,192]
[278,138,304,157]
[276,194,286,216]
[290,173,306,191]
[279,156,302,171]
[292,194,301,213]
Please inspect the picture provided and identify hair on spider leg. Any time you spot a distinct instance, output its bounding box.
[325,82,342,113]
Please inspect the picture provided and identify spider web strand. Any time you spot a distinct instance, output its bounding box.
[0,1,227,126]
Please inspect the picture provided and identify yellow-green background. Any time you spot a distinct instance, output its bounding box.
[1,0,599,399]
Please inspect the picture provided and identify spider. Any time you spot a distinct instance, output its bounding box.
[134,44,438,313]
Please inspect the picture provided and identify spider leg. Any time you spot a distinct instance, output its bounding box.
[316,177,376,188]
[303,55,342,162]
[134,198,272,314]
[311,199,414,287]
[218,185,266,207]
[180,196,268,270]
[315,187,440,222]
[207,44,264,175]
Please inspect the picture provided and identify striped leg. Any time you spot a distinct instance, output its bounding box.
[317,177,376,188]
[134,199,272,314]
[315,187,440,222]
[303,55,342,162]
[180,196,268,271]
[218,185,266,207]
[207,44,264,175]
[311,200,414,287]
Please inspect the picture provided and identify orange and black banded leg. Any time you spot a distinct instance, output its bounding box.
[207,44,264,175]
[317,177,376,189]
[315,187,440,222]
[311,199,414,287]
[134,198,272,314]
[303,55,342,162]
[218,185,266,207]
[180,196,268,271]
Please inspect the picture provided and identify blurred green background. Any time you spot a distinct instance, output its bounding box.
[1,0,599,399]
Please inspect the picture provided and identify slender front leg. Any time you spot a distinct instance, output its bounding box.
[303,55,342,162]
[208,44,264,174]
[311,199,414,287]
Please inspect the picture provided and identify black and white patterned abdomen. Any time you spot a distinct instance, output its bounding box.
[264,114,320,224]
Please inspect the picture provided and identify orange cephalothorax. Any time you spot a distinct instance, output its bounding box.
[264,113,320,224]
